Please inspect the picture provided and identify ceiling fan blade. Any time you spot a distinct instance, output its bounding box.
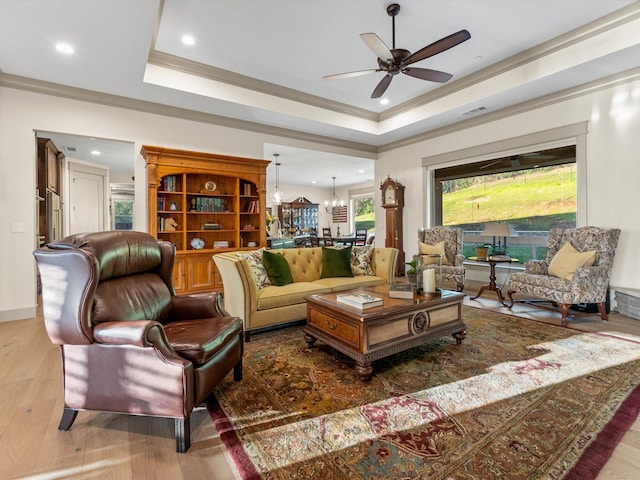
[404,29,471,66]
[371,74,393,98]
[323,69,379,80]
[403,67,453,83]
[360,33,393,63]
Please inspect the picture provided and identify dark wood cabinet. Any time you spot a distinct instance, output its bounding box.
[38,138,63,195]
[278,197,318,234]
[37,138,64,245]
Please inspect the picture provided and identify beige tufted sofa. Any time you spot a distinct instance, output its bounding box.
[214,246,398,340]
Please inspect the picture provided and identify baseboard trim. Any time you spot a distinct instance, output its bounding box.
[0,306,36,323]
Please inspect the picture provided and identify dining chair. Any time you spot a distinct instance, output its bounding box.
[321,227,334,246]
[354,229,368,246]
[307,228,320,247]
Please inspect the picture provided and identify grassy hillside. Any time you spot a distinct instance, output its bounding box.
[444,165,577,231]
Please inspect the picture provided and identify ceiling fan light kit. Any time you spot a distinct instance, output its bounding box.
[324,3,471,98]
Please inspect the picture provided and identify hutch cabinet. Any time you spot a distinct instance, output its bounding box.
[37,138,64,245]
[142,145,269,294]
[278,196,318,234]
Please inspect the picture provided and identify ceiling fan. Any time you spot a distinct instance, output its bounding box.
[324,3,471,98]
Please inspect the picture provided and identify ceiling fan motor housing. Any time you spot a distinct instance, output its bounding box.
[379,48,411,75]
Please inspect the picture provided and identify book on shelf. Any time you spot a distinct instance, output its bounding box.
[336,293,384,309]
[162,175,178,192]
[203,223,221,230]
[246,200,259,213]
[388,282,414,299]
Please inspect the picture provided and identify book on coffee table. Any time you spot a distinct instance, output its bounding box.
[388,282,414,299]
[336,293,384,309]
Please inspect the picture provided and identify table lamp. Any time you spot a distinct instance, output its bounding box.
[482,222,515,255]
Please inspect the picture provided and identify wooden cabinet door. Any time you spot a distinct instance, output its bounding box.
[186,254,215,291]
[173,257,185,294]
[46,146,60,193]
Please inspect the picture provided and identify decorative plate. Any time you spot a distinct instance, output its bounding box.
[204,180,217,192]
[190,237,205,250]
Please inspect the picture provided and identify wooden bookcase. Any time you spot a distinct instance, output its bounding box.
[142,145,269,294]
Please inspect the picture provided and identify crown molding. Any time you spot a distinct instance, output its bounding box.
[147,50,379,123]
[0,72,377,155]
[380,2,640,121]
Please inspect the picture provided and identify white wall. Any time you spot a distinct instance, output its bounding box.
[3,76,639,321]
[265,181,375,235]
[375,77,640,292]
[0,86,371,321]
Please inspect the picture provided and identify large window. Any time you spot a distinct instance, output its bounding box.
[434,146,576,263]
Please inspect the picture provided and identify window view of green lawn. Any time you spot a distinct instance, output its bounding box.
[442,164,577,262]
[354,196,375,232]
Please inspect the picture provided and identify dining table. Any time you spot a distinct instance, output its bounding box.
[333,236,359,245]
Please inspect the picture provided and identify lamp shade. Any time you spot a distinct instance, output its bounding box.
[482,223,515,237]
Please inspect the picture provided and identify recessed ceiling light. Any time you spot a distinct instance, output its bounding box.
[55,43,74,55]
[181,35,195,46]
[91,150,101,156]
[358,169,365,173]
[311,180,317,184]
[380,98,389,105]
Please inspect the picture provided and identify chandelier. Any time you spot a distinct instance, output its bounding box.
[272,153,283,205]
[324,176,344,212]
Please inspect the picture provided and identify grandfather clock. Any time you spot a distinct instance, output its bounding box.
[380,176,405,276]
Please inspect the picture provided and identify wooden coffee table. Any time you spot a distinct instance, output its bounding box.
[304,285,466,381]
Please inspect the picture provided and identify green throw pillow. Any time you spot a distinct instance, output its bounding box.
[321,246,354,278]
[262,250,294,286]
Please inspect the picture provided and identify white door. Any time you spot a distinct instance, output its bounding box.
[68,162,107,234]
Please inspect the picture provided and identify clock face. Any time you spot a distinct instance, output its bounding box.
[190,237,205,250]
[204,181,217,192]
[384,185,396,204]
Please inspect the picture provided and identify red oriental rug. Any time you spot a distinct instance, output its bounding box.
[208,307,640,479]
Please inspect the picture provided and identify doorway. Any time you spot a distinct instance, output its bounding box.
[35,131,135,236]
[68,162,108,234]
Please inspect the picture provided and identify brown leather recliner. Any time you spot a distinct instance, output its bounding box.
[33,231,243,453]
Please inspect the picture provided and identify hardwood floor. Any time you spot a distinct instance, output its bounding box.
[1,287,638,479]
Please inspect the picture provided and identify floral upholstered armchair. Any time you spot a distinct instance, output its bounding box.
[507,226,620,326]
[417,227,465,292]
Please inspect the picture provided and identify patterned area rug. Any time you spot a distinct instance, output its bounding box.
[208,307,640,479]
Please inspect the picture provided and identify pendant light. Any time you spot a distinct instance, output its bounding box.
[324,176,344,212]
[272,153,283,205]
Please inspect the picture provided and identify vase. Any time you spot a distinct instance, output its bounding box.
[476,246,489,260]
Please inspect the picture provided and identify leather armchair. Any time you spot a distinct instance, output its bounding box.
[417,227,466,291]
[507,226,620,326]
[33,231,243,452]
